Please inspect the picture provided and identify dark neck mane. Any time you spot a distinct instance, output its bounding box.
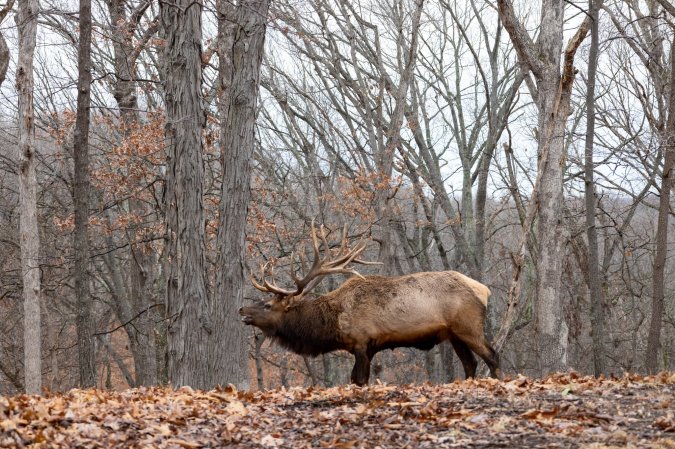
[267,297,342,356]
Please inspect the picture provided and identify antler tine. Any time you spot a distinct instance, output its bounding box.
[313,220,333,266]
[336,224,349,257]
[324,239,367,269]
[302,219,326,280]
[250,261,296,296]
[353,258,384,265]
[250,262,269,290]
[291,220,330,292]
[250,262,270,293]
[294,233,371,298]
[297,275,327,299]
[265,265,293,294]
[250,267,269,293]
[320,236,383,277]
[310,219,321,263]
[318,224,331,261]
[290,252,299,284]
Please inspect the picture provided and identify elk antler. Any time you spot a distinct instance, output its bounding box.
[289,221,378,296]
[250,220,378,301]
[250,262,297,296]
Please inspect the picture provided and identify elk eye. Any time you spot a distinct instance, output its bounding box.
[264,303,272,310]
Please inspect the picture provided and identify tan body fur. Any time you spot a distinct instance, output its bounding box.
[332,272,490,352]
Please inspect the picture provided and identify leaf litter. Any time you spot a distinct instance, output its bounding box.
[0,372,673,448]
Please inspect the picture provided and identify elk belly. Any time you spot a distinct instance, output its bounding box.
[374,324,449,351]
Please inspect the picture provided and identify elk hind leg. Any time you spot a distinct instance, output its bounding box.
[450,338,477,379]
[463,336,501,379]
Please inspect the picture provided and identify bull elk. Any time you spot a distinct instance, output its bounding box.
[239,222,501,386]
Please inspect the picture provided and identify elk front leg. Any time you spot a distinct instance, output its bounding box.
[350,350,371,386]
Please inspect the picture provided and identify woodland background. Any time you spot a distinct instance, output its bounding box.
[0,0,674,395]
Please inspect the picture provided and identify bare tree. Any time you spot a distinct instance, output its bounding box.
[213,0,270,389]
[0,0,14,87]
[602,0,675,373]
[497,0,592,373]
[16,0,41,394]
[73,0,96,387]
[583,0,607,376]
[161,0,210,388]
[646,36,675,374]
[369,0,425,274]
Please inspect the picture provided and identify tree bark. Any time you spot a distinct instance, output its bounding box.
[16,0,41,395]
[73,0,96,388]
[212,0,269,390]
[584,0,607,377]
[161,0,210,389]
[645,36,675,374]
[322,354,337,387]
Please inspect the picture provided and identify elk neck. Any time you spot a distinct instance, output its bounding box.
[269,296,344,357]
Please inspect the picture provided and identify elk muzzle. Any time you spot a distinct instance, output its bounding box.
[238,307,254,325]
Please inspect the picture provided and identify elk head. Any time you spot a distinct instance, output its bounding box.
[239,220,375,332]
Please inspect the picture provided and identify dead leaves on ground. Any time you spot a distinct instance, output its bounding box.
[1,372,673,448]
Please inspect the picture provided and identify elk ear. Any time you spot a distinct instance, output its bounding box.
[273,294,290,311]
[280,295,299,311]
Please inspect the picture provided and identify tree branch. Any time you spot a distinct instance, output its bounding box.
[98,335,135,387]
[496,0,544,78]
[653,0,675,18]
[94,303,163,336]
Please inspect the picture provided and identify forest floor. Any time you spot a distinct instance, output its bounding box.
[0,372,673,448]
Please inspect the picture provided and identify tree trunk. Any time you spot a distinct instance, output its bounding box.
[73,0,96,388]
[531,0,569,375]
[584,0,607,376]
[439,341,455,382]
[0,0,12,87]
[0,35,9,88]
[645,37,675,374]
[254,333,265,390]
[534,71,569,374]
[322,354,337,387]
[16,0,41,395]
[497,0,591,373]
[424,348,440,383]
[212,0,269,390]
[161,0,210,389]
[279,356,289,388]
[303,356,318,386]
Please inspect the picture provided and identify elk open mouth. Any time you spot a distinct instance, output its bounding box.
[240,315,254,325]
